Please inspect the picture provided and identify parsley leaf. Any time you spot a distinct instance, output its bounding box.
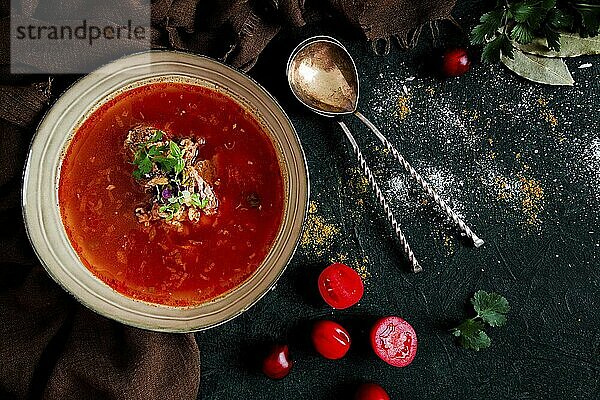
[471,10,504,45]
[157,188,210,220]
[511,22,536,44]
[542,25,561,51]
[133,154,153,179]
[512,2,537,23]
[472,290,510,327]
[548,8,574,30]
[132,134,185,179]
[482,35,510,63]
[175,157,185,175]
[190,193,203,207]
[451,319,491,351]
[452,290,509,350]
[471,0,600,63]
[574,3,600,37]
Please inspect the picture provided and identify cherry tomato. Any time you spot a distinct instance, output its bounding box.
[262,344,293,379]
[318,263,364,309]
[311,320,351,359]
[370,316,417,367]
[355,383,390,400]
[441,48,471,77]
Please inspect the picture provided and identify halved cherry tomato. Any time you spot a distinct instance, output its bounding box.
[318,263,364,309]
[370,316,417,367]
[311,320,351,359]
[355,383,390,400]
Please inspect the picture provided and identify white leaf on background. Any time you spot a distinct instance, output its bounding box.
[501,50,574,86]
[516,32,600,58]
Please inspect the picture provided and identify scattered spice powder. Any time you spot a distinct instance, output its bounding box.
[519,175,544,226]
[491,172,544,227]
[462,109,480,121]
[355,263,371,282]
[374,145,391,156]
[332,253,348,263]
[541,109,558,127]
[494,175,515,202]
[396,95,411,120]
[364,62,598,243]
[300,201,339,257]
[442,233,456,255]
[537,97,558,127]
[348,167,370,194]
[346,166,380,223]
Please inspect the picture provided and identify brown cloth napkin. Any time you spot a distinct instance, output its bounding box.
[154,0,456,70]
[0,80,201,400]
[0,0,455,399]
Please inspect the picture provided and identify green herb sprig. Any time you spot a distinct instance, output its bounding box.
[158,190,209,220]
[451,290,510,351]
[472,1,600,63]
[132,130,185,180]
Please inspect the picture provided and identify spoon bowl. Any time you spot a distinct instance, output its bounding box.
[287,36,359,117]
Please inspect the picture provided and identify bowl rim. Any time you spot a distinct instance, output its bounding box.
[21,50,309,332]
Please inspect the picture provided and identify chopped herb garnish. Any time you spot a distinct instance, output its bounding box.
[127,127,217,225]
[132,154,153,180]
[158,200,181,220]
[156,189,209,220]
[132,130,184,180]
[150,130,164,142]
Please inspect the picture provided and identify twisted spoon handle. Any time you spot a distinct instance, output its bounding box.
[354,111,484,248]
[338,121,423,273]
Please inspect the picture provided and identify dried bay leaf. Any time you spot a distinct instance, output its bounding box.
[501,50,574,86]
[515,32,600,57]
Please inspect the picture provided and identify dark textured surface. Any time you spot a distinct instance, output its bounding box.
[195,2,600,399]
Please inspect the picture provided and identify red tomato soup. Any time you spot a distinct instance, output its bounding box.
[59,82,285,306]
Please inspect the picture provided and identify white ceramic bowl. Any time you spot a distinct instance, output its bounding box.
[22,51,309,332]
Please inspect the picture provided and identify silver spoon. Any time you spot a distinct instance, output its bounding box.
[286,36,484,273]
